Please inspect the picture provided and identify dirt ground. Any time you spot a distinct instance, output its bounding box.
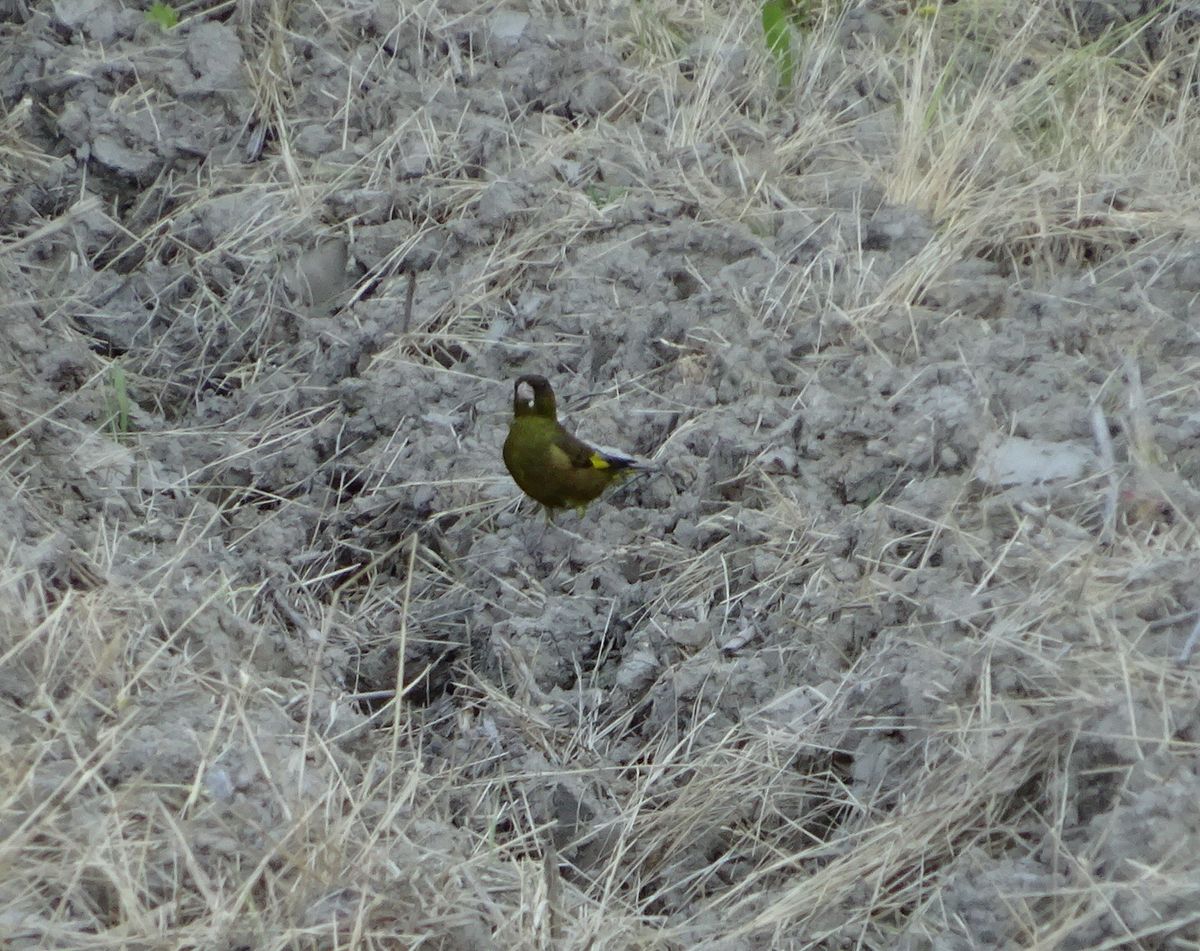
[4,0,1200,947]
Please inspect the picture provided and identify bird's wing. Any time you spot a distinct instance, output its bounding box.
[550,428,635,471]
[589,443,645,468]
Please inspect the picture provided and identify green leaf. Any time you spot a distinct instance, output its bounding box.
[584,184,626,208]
[761,0,795,90]
[145,2,179,29]
[107,364,132,437]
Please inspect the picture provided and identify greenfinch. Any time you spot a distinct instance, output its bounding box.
[503,375,646,516]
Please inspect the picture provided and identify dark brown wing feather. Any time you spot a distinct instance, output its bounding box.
[552,427,601,469]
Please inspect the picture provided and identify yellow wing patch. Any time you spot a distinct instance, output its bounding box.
[588,452,612,470]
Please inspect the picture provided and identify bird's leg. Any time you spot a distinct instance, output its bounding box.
[522,507,579,573]
[528,507,552,548]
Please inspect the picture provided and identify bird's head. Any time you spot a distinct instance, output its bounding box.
[513,375,557,418]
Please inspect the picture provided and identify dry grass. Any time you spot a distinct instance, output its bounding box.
[4,0,1200,947]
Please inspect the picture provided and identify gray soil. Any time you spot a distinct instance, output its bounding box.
[3,0,1200,948]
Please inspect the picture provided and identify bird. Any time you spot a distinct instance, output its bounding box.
[503,374,648,518]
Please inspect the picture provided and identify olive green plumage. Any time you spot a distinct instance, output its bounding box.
[503,375,643,514]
